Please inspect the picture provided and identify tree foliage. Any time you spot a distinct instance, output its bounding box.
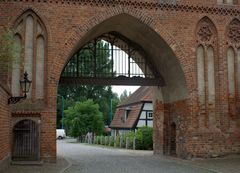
[64,100,104,138]
[58,85,119,127]
[0,29,22,71]
[119,89,131,103]
[57,41,120,127]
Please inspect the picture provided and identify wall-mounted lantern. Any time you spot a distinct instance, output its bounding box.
[8,71,32,104]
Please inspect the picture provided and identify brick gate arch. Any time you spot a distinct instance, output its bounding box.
[1,1,240,163]
[55,12,189,103]
[55,12,191,157]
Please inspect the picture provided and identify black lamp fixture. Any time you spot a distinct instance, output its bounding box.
[8,71,32,104]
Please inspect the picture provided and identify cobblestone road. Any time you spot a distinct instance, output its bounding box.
[58,139,216,173]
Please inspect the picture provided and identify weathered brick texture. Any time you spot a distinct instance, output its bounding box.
[0,85,10,170]
[0,0,240,162]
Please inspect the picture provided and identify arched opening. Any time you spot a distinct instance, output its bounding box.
[60,31,164,86]
[12,119,40,161]
[58,13,188,156]
[63,13,188,103]
[170,122,176,155]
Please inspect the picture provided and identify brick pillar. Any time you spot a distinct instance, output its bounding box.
[153,100,165,154]
[41,111,56,162]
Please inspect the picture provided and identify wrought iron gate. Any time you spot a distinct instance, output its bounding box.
[12,119,40,161]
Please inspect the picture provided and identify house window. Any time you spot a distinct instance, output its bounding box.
[121,107,131,123]
[147,112,153,119]
[126,109,130,119]
[137,110,153,127]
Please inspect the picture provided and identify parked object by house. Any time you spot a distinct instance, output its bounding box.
[110,86,153,137]
[56,129,66,139]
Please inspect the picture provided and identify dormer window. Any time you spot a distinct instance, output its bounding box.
[125,107,131,120]
[121,107,131,123]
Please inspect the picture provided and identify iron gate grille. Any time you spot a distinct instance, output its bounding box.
[60,32,164,86]
[12,119,40,161]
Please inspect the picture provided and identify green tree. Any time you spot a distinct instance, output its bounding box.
[119,89,131,103]
[0,29,22,77]
[64,100,104,139]
[57,41,119,126]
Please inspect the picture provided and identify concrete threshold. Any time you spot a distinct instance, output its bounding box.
[11,160,43,166]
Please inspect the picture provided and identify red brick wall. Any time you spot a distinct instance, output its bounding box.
[0,85,10,162]
[1,0,240,160]
[40,112,57,162]
[153,99,240,158]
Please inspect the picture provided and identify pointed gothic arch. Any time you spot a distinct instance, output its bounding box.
[57,13,189,157]
[196,16,218,45]
[196,16,218,128]
[227,18,240,46]
[12,9,47,101]
[60,13,188,103]
[226,19,240,117]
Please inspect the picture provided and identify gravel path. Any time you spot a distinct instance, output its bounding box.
[58,139,215,173]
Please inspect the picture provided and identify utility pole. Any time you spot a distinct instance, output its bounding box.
[58,94,65,129]
[109,98,113,125]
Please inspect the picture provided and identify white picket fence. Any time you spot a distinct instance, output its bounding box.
[85,135,136,150]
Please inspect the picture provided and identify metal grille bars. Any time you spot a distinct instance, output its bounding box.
[60,32,164,86]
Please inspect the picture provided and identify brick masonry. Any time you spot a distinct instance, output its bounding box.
[0,0,240,162]
[0,85,11,170]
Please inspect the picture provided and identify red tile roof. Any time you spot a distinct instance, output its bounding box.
[119,86,153,106]
[110,86,153,129]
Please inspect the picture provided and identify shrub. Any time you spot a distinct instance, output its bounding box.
[94,127,153,150]
[126,131,135,148]
[110,136,114,146]
[135,129,143,150]
[116,135,120,147]
[96,136,101,144]
[138,127,153,150]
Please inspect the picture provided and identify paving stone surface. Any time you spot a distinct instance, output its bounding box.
[3,139,240,173]
[188,155,240,173]
[59,139,216,173]
[2,156,68,173]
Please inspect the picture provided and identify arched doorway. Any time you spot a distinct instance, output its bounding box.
[12,119,40,161]
[57,13,188,157]
[170,122,176,155]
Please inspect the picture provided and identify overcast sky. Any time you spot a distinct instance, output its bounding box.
[112,85,140,97]
[110,43,142,97]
